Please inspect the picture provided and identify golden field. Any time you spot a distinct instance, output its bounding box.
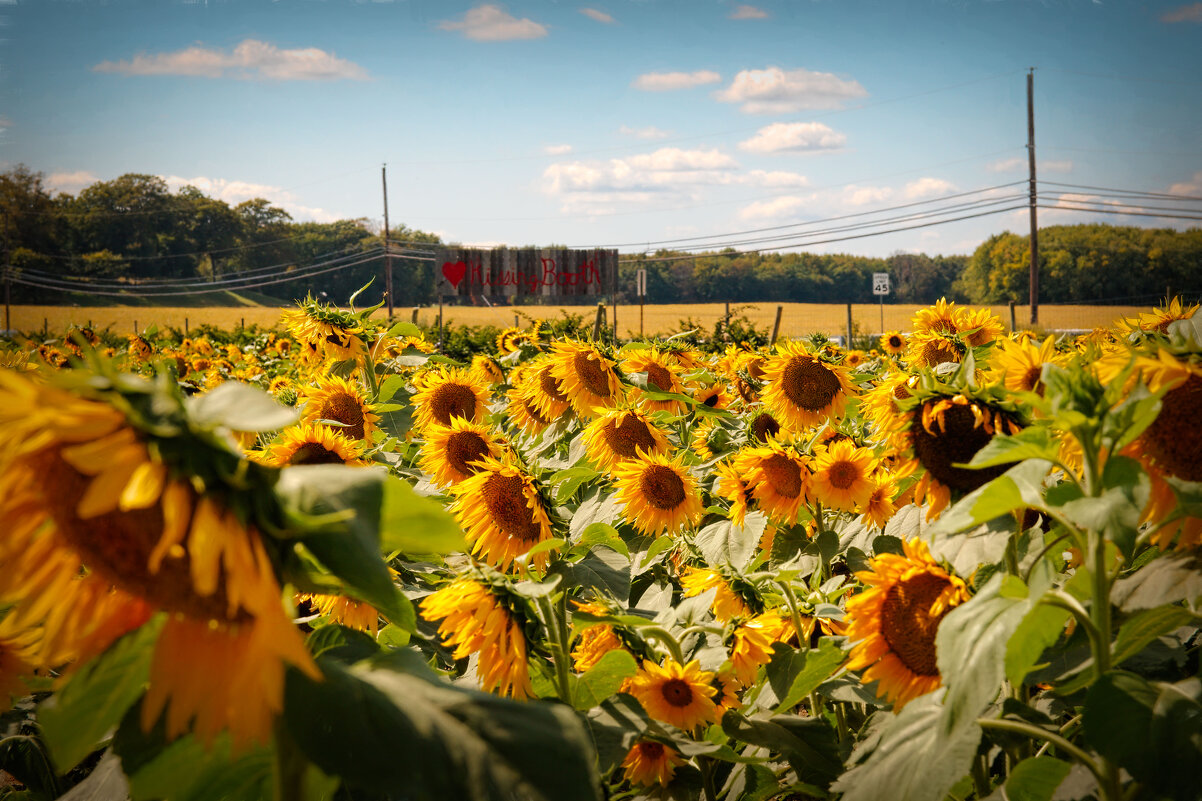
[9,301,1143,339]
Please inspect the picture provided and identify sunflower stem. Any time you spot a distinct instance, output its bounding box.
[977,719,1106,789]
[642,626,686,665]
[777,580,810,654]
[970,752,991,799]
[537,594,574,703]
[700,756,719,801]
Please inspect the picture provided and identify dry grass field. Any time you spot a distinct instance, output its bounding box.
[9,301,1144,340]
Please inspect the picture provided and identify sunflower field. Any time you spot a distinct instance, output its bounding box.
[0,291,1199,801]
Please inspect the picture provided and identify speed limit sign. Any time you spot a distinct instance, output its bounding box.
[872,273,891,296]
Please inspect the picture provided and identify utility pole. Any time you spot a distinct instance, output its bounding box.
[382,164,393,319]
[1027,68,1039,326]
[3,210,10,334]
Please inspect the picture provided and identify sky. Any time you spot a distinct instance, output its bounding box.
[3,0,1201,258]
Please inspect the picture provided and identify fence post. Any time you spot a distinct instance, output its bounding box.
[185,318,189,336]
[845,303,853,348]
[771,305,783,345]
[592,302,605,341]
[1009,300,1017,333]
[411,307,419,324]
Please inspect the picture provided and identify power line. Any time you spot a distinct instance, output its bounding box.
[1036,204,1202,222]
[30,229,376,262]
[1040,194,1202,217]
[1038,180,1202,203]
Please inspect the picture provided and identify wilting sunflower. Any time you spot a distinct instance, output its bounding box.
[421,577,533,699]
[449,455,555,570]
[300,375,380,442]
[470,354,505,387]
[298,592,381,635]
[811,440,878,512]
[729,612,788,687]
[571,601,627,672]
[517,357,572,424]
[420,417,503,488]
[732,441,809,524]
[260,422,367,467]
[581,408,669,474]
[904,390,1023,519]
[280,302,367,363]
[880,331,907,355]
[844,537,970,709]
[991,335,1060,394]
[0,369,318,750]
[411,366,491,431]
[621,740,686,788]
[747,409,782,443]
[627,659,718,731]
[762,341,856,432]
[623,347,687,414]
[613,451,703,536]
[549,340,623,419]
[680,567,751,621]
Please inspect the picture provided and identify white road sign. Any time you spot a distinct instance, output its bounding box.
[636,268,647,297]
[872,273,891,296]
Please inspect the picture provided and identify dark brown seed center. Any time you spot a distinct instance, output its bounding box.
[879,572,953,677]
[780,357,840,411]
[661,678,694,707]
[639,464,687,510]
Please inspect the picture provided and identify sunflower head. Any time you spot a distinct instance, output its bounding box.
[582,408,669,474]
[419,417,503,488]
[762,340,856,432]
[470,354,505,387]
[261,422,368,467]
[811,440,878,512]
[733,440,810,524]
[549,340,623,419]
[627,659,718,731]
[623,348,686,414]
[411,366,491,432]
[299,374,380,441]
[613,450,704,536]
[450,455,556,571]
[881,331,907,355]
[621,740,686,788]
[990,335,1060,394]
[281,298,368,363]
[1117,297,1200,337]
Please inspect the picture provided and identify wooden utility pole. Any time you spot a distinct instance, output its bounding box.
[382,164,394,319]
[1027,69,1039,326]
[3,210,10,333]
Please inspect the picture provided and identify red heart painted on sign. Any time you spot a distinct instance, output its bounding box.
[442,260,467,289]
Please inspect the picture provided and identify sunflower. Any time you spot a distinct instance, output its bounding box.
[694,381,733,412]
[762,341,856,432]
[861,373,918,450]
[991,335,1060,393]
[731,350,767,404]
[300,375,380,442]
[581,408,670,474]
[410,367,491,432]
[550,340,623,418]
[505,386,557,436]
[298,592,381,636]
[911,299,960,338]
[613,451,703,536]
[470,354,505,387]
[955,307,1005,347]
[732,441,809,524]
[627,659,718,731]
[680,567,751,621]
[419,418,503,488]
[729,612,788,686]
[280,303,367,363]
[711,668,742,716]
[623,347,687,414]
[715,460,754,526]
[260,422,367,467]
[0,369,318,750]
[421,578,533,699]
[844,537,970,709]
[748,410,782,443]
[449,455,556,571]
[861,476,900,530]
[810,440,878,512]
[518,357,572,424]
[904,391,1023,519]
[621,740,686,788]
[571,601,627,672]
[127,334,153,362]
[906,331,965,369]
[1117,297,1199,336]
[880,331,907,355]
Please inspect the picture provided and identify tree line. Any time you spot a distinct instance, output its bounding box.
[4,166,1199,308]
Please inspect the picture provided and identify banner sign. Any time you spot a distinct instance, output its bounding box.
[433,247,617,299]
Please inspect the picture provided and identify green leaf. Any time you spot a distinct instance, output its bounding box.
[695,513,767,572]
[1082,671,1161,784]
[380,473,466,555]
[929,459,1051,538]
[39,621,160,771]
[1058,456,1148,559]
[1146,677,1202,801]
[375,373,409,404]
[1112,605,1199,667]
[571,650,638,710]
[1005,594,1071,686]
[551,547,631,604]
[966,426,1061,469]
[306,624,382,664]
[569,492,624,541]
[552,466,603,505]
[0,736,62,799]
[926,515,1015,581]
[832,693,982,801]
[1002,757,1072,801]
[285,653,602,801]
[187,380,298,432]
[720,711,841,789]
[1111,551,1202,612]
[768,639,847,713]
[576,522,629,558]
[385,320,421,339]
[936,573,1033,734]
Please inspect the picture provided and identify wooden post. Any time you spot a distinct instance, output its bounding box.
[1027,69,1039,325]
[382,165,393,319]
[1009,300,1017,332]
[515,314,520,328]
[845,303,853,348]
[593,302,605,341]
[411,307,419,324]
[134,319,138,334]
[43,318,48,337]
[724,301,730,341]
[241,317,245,330]
[4,266,10,334]
[185,317,189,336]
[771,305,783,345]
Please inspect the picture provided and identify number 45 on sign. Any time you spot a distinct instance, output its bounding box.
[872,273,890,335]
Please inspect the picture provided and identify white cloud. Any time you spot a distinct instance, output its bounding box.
[631,70,721,91]
[986,157,1025,173]
[987,157,1073,174]
[544,144,573,155]
[1161,3,1202,22]
[745,170,809,188]
[625,148,737,171]
[579,7,615,23]
[1040,160,1073,174]
[93,39,368,81]
[619,125,672,139]
[903,177,955,199]
[47,170,99,194]
[162,174,341,223]
[842,185,893,206]
[738,195,809,220]
[715,66,867,114]
[730,4,769,19]
[737,122,846,154]
[437,5,548,41]
[1168,170,1202,196]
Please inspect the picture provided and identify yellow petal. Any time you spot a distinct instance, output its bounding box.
[119,461,166,511]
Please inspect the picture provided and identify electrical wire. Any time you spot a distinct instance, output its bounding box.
[1040,194,1202,216]
[1038,181,1202,203]
[1036,204,1202,222]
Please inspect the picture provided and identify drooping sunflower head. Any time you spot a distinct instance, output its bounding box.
[411,366,491,432]
[549,340,623,419]
[621,740,686,788]
[470,354,506,388]
[715,459,754,526]
[762,340,856,432]
[623,347,686,413]
[955,306,1006,347]
[419,417,503,488]
[733,440,809,525]
[860,475,900,530]
[1117,297,1200,337]
[729,612,788,687]
[582,408,670,474]
[880,331,907,355]
[747,409,783,443]
[680,566,752,621]
[613,450,704,536]
[449,455,556,571]
[260,422,368,467]
[516,356,572,424]
[811,439,878,512]
[627,659,718,731]
[299,374,380,442]
[861,372,919,449]
[281,300,368,363]
[297,592,381,636]
[1129,349,1202,484]
[845,537,970,709]
[127,334,154,362]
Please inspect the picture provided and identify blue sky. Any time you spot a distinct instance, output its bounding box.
[3,0,1200,257]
